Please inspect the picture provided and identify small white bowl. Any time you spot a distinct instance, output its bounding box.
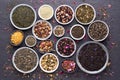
[75,3,96,25]
[39,53,59,73]
[10,4,37,30]
[53,25,65,37]
[56,37,76,58]
[55,4,74,25]
[38,4,54,20]
[70,24,86,40]
[25,35,37,47]
[87,20,109,42]
[12,47,39,74]
[76,41,109,74]
[32,20,52,40]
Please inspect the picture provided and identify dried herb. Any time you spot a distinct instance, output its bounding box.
[26,36,36,47]
[14,48,37,71]
[57,38,75,56]
[12,6,35,28]
[62,60,76,73]
[76,4,94,23]
[78,43,106,71]
[54,25,64,37]
[89,21,108,40]
[71,26,84,38]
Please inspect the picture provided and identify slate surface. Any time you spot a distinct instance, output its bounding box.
[0,0,120,80]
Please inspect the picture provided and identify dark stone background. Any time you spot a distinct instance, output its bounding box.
[0,0,120,80]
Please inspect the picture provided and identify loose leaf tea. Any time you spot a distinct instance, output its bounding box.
[26,36,36,47]
[57,38,75,56]
[78,43,106,71]
[14,48,37,71]
[89,21,108,40]
[76,4,94,23]
[56,5,73,23]
[34,21,51,39]
[39,40,53,53]
[62,60,76,73]
[54,25,64,37]
[40,54,58,71]
[12,6,35,28]
[71,26,84,38]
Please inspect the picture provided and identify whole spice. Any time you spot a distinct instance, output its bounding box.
[12,5,35,28]
[54,25,65,37]
[10,31,24,46]
[25,35,36,47]
[71,25,84,39]
[40,53,59,72]
[56,5,74,24]
[88,21,108,40]
[76,4,95,24]
[57,37,75,57]
[78,43,107,71]
[33,20,52,40]
[14,47,38,72]
[39,40,53,53]
[38,5,54,20]
[62,60,76,73]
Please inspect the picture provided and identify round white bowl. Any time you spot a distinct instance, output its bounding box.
[56,37,76,58]
[25,35,37,47]
[38,4,54,20]
[75,3,96,25]
[39,53,59,73]
[53,25,65,37]
[10,4,37,30]
[70,24,86,40]
[76,41,109,74]
[55,4,74,25]
[87,20,109,42]
[12,47,39,74]
[32,20,53,40]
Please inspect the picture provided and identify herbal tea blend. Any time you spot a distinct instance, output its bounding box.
[26,36,36,47]
[71,26,84,38]
[12,6,35,28]
[76,4,94,24]
[88,21,108,40]
[78,43,106,71]
[54,25,64,37]
[62,60,76,73]
[14,48,37,72]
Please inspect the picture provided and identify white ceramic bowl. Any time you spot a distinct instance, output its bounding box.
[76,41,109,74]
[39,53,59,73]
[55,4,74,25]
[10,4,37,30]
[56,37,76,57]
[70,24,86,40]
[75,3,96,25]
[87,20,109,42]
[12,47,39,74]
[25,35,37,47]
[38,4,54,20]
[32,20,52,40]
[53,25,65,37]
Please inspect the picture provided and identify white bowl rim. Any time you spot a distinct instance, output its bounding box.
[38,4,54,20]
[87,20,110,42]
[53,25,65,37]
[75,3,96,25]
[25,35,37,47]
[76,41,109,74]
[32,20,53,40]
[10,4,37,30]
[70,24,86,40]
[56,37,76,57]
[55,4,74,25]
[12,47,39,74]
[39,53,59,73]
